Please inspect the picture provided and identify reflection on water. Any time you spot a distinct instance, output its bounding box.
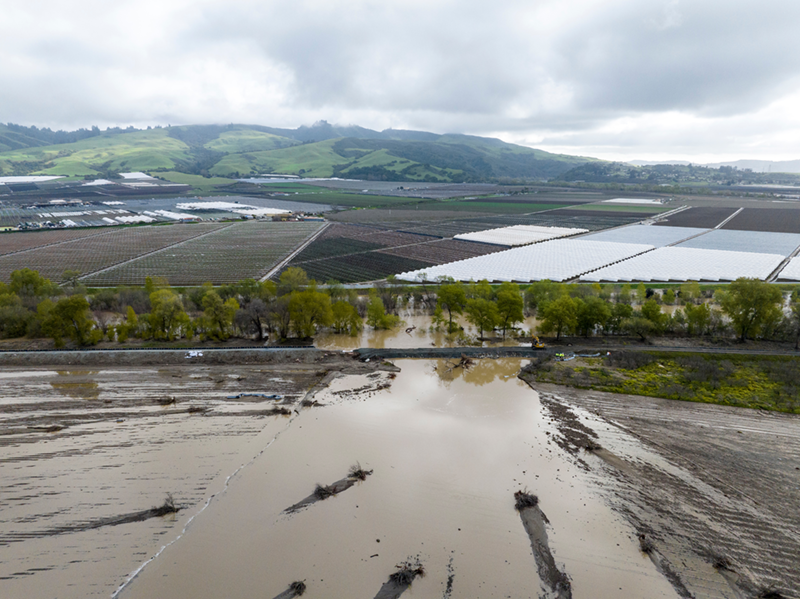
[432,357,529,387]
[315,312,540,350]
[51,371,100,400]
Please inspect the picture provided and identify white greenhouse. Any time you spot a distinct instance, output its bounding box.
[397,239,653,283]
[777,256,800,281]
[580,225,708,247]
[581,247,784,282]
[454,225,588,247]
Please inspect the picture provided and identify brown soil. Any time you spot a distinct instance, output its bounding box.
[524,380,800,598]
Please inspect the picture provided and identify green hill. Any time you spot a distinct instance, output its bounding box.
[0,121,596,182]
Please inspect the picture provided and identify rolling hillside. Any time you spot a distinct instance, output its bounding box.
[0,122,595,183]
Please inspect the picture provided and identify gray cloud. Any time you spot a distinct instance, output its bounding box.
[1,0,799,160]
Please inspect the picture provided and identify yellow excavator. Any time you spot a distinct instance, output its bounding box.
[531,335,545,349]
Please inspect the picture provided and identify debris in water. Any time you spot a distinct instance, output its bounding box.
[638,533,655,554]
[514,489,539,511]
[348,462,373,481]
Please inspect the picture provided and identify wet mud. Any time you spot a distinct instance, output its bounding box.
[514,491,572,599]
[526,381,800,598]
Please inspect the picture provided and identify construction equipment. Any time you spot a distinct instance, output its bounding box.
[531,335,545,349]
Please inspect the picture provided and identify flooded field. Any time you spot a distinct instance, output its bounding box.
[2,353,798,598]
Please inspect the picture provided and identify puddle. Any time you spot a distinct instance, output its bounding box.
[119,360,677,599]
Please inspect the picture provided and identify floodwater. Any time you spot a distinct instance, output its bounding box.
[117,360,677,599]
[315,312,540,350]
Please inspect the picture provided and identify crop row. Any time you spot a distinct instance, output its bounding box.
[279,252,432,284]
[380,239,503,264]
[84,221,324,286]
[0,222,228,283]
[0,227,113,257]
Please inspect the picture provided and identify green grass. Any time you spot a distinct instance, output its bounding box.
[528,351,800,413]
[204,130,298,153]
[210,139,343,177]
[149,171,232,185]
[0,129,193,176]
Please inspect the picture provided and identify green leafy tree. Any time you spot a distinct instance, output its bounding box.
[366,294,401,330]
[116,306,139,342]
[289,287,333,338]
[331,300,363,336]
[278,267,309,296]
[524,280,566,315]
[622,316,655,341]
[437,282,467,332]
[538,295,577,340]
[618,284,632,305]
[0,292,33,338]
[42,295,101,347]
[607,302,633,334]
[640,299,667,332]
[10,268,60,299]
[662,289,676,305]
[684,302,712,336]
[680,281,701,305]
[201,290,239,340]
[716,278,783,342]
[575,296,611,337]
[146,289,190,340]
[495,283,524,338]
[466,279,494,300]
[636,282,647,304]
[465,298,499,339]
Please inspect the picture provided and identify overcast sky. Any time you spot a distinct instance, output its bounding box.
[2,0,799,161]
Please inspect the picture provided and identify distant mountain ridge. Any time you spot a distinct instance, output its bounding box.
[0,121,596,183]
[629,158,800,174]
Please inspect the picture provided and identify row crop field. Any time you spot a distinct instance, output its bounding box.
[722,208,800,233]
[0,227,113,257]
[276,251,432,284]
[0,222,228,283]
[380,238,503,263]
[654,206,738,229]
[83,221,324,286]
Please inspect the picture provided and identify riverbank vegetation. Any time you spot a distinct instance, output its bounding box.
[1,264,800,350]
[522,351,800,413]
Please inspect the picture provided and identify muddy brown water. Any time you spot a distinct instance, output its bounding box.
[3,351,798,598]
[112,360,676,599]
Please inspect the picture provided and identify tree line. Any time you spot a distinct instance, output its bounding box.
[0,266,798,348]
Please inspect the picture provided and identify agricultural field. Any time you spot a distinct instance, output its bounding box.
[379,238,503,263]
[654,206,738,228]
[0,227,113,256]
[723,208,800,233]
[83,221,324,286]
[279,251,432,284]
[0,223,228,283]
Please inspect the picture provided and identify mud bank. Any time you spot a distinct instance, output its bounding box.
[0,348,372,368]
[525,381,800,598]
[514,491,572,599]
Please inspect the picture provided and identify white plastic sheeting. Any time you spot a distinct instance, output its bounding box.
[176,201,290,215]
[454,224,588,247]
[777,257,800,281]
[602,198,663,204]
[676,229,800,256]
[581,225,708,247]
[582,247,783,282]
[397,239,653,283]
